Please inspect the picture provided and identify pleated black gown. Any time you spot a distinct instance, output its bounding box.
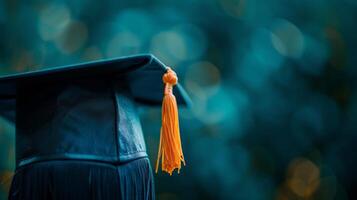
[9,158,154,200]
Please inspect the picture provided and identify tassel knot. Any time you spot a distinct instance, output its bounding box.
[163,68,177,95]
[163,69,178,85]
[156,67,185,175]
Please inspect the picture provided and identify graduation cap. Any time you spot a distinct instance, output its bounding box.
[0,54,189,175]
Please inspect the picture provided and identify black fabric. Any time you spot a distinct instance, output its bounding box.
[0,54,191,123]
[16,78,147,167]
[9,158,155,200]
[0,54,192,200]
[115,82,147,162]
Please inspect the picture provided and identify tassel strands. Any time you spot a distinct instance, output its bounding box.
[155,67,185,175]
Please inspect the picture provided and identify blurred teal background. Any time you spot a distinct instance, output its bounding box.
[0,0,357,199]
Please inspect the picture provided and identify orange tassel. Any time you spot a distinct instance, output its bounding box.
[155,67,185,175]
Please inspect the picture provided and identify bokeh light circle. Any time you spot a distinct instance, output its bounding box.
[270,19,305,58]
[38,3,71,41]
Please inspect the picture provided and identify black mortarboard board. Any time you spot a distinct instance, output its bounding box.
[0,54,191,122]
[0,54,189,173]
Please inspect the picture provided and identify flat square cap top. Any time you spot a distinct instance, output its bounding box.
[0,54,191,122]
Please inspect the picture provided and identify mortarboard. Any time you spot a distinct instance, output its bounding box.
[0,54,190,175]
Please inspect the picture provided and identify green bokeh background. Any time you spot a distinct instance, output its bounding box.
[1,0,357,199]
